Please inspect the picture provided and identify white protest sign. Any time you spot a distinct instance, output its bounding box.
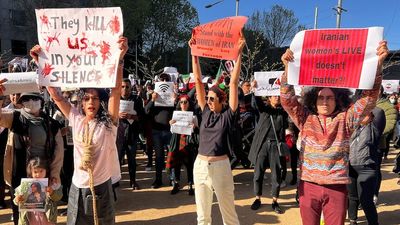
[19,178,48,212]
[254,71,283,96]
[35,7,123,88]
[119,100,136,115]
[288,27,383,89]
[171,111,194,135]
[382,80,399,94]
[155,82,174,107]
[0,72,39,95]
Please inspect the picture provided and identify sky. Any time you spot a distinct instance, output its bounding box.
[189,0,400,50]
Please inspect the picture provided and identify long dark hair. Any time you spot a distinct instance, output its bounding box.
[78,88,113,128]
[303,87,353,115]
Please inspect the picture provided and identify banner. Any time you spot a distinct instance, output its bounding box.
[35,7,123,88]
[18,178,48,212]
[191,16,248,60]
[0,72,39,95]
[170,111,194,135]
[288,27,383,89]
[254,71,283,96]
[382,80,399,94]
[154,82,174,107]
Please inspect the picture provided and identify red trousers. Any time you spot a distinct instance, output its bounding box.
[299,181,347,225]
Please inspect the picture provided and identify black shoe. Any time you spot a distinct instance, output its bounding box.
[289,178,297,185]
[188,187,195,196]
[131,181,140,190]
[272,201,283,214]
[151,180,162,189]
[251,199,261,210]
[170,183,180,195]
[59,208,68,216]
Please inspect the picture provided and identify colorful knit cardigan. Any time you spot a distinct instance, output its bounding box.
[280,74,382,185]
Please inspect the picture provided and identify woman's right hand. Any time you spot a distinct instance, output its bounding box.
[169,120,176,125]
[15,195,24,203]
[281,49,294,68]
[30,45,42,63]
[0,78,8,96]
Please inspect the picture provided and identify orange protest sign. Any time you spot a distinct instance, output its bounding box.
[191,16,248,60]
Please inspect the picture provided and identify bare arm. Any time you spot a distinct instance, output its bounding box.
[30,45,72,118]
[107,37,129,125]
[229,36,246,112]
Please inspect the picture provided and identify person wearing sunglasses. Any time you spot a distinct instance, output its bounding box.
[30,36,128,225]
[189,34,245,225]
[0,91,64,225]
[166,95,199,196]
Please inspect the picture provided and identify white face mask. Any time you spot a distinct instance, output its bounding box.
[389,98,396,104]
[23,99,42,114]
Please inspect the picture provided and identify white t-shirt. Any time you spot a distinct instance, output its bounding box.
[68,108,120,188]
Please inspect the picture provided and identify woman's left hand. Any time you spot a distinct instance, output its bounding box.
[118,36,129,60]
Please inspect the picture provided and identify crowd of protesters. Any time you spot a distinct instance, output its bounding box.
[0,33,399,225]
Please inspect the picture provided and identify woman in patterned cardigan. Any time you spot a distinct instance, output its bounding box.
[279,40,388,225]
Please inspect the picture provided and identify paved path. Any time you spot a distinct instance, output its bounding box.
[1,149,399,225]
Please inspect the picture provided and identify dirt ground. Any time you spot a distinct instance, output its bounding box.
[1,149,399,225]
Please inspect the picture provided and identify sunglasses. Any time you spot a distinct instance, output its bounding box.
[82,95,100,102]
[21,96,41,102]
[205,96,216,102]
[180,100,188,104]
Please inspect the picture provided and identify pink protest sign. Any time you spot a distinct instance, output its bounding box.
[191,16,248,60]
[288,27,383,89]
[35,7,123,88]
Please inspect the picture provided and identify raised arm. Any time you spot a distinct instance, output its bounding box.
[189,38,206,111]
[108,36,128,125]
[280,49,309,129]
[229,35,246,112]
[30,45,72,118]
[346,40,388,130]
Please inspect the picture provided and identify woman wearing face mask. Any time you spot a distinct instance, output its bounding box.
[0,91,64,225]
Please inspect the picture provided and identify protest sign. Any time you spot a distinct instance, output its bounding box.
[191,16,248,60]
[382,80,399,94]
[254,71,283,96]
[35,7,123,88]
[18,178,48,212]
[155,82,174,107]
[288,27,383,89]
[171,111,194,135]
[0,72,39,95]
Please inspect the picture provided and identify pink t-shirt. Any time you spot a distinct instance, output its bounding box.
[69,108,120,188]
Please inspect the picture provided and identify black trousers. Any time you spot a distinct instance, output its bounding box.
[253,141,281,198]
[348,164,379,225]
[290,147,299,180]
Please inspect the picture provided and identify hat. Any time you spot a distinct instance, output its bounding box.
[17,92,43,104]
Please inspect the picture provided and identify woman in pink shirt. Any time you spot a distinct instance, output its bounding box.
[30,36,128,225]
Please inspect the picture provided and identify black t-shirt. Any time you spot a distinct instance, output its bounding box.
[198,105,234,156]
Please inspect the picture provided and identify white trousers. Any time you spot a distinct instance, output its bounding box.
[193,157,240,225]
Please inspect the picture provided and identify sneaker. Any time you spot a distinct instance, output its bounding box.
[251,199,261,210]
[373,195,378,206]
[280,181,287,188]
[272,201,283,214]
[349,220,358,225]
[151,180,162,189]
[131,181,140,191]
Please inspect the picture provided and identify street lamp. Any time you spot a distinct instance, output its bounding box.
[205,0,239,16]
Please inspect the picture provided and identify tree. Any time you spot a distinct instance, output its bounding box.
[247,5,305,47]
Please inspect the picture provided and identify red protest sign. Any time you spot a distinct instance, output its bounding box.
[288,27,383,89]
[191,16,248,60]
